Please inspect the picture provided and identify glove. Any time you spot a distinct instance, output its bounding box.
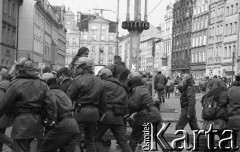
[44,120,56,131]
[128,112,137,121]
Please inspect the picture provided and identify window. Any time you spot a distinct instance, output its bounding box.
[233,22,237,34]
[230,23,232,35]
[12,3,15,19]
[92,46,95,53]
[83,35,87,40]
[72,38,76,44]
[92,25,96,30]
[230,5,234,15]
[101,36,105,41]
[229,46,232,58]
[109,47,113,54]
[8,0,10,17]
[224,47,227,57]
[100,59,103,65]
[225,24,228,36]
[203,51,205,62]
[227,7,229,16]
[92,35,96,40]
[192,53,195,63]
[109,59,113,65]
[236,3,239,14]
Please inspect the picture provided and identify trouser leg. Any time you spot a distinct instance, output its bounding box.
[129,125,143,152]
[188,109,200,131]
[84,123,97,152]
[13,138,33,152]
[0,128,13,151]
[39,128,77,152]
[175,108,188,130]
[110,125,132,152]
[95,123,110,152]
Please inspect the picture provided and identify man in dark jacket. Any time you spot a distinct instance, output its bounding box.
[127,72,162,151]
[154,71,168,104]
[0,74,13,151]
[0,57,57,152]
[67,57,107,152]
[227,72,240,146]
[95,68,132,152]
[39,78,79,152]
[176,74,200,131]
[209,75,221,90]
[106,56,130,91]
[57,67,73,93]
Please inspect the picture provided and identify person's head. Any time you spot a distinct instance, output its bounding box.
[128,72,143,87]
[15,57,35,76]
[40,73,54,82]
[158,71,162,75]
[236,72,240,81]
[182,74,190,84]
[167,77,170,80]
[114,55,122,64]
[43,67,52,74]
[46,77,57,87]
[57,67,70,82]
[77,47,89,57]
[74,57,93,77]
[213,75,217,79]
[97,68,113,80]
[0,67,8,75]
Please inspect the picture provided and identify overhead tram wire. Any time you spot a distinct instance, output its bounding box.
[148,0,164,16]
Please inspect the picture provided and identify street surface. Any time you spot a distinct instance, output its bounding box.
[3,93,204,152]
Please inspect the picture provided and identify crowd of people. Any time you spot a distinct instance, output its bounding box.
[0,46,240,152]
[0,47,163,152]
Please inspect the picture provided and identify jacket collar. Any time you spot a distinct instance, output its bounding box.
[16,75,39,80]
[49,83,60,90]
[106,77,121,86]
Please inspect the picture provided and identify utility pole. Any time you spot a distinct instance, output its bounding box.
[115,0,119,55]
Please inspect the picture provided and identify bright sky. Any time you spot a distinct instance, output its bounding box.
[49,0,175,36]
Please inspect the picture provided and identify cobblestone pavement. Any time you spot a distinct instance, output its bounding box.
[3,93,205,152]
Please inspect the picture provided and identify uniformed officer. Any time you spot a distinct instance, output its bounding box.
[0,57,57,152]
[67,57,107,152]
[95,68,132,152]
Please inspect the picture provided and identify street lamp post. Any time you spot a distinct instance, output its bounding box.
[122,0,149,72]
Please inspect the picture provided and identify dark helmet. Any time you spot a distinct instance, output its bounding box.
[15,57,34,75]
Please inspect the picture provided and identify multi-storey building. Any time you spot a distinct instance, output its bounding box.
[0,0,23,68]
[76,12,117,66]
[206,0,225,77]
[18,0,66,69]
[64,9,80,67]
[222,0,239,81]
[191,0,209,76]
[160,3,174,77]
[139,24,160,73]
[118,34,130,69]
[172,0,193,76]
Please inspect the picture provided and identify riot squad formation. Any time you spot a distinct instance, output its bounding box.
[0,47,240,152]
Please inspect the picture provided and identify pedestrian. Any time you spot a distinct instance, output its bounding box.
[201,86,228,151]
[67,57,107,152]
[0,67,8,82]
[56,67,73,93]
[39,78,79,152]
[227,72,240,149]
[127,72,162,152]
[95,68,132,152]
[175,74,200,131]
[0,74,13,151]
[154,71,168,105]
[142,72,152,95]
[165,77,172,99]
[0,57,57,152]
[106,55,130,92]
[69,47,89,77]
[209,75,221,90]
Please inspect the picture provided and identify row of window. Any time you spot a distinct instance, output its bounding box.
[209,24,223,36]
[192,34,207,47]
[173,34,191,46]
[210,6,224,20]
[141,57,153,64]
[192,15,208,32]
[225,3,238,16]
[193,2,208,16]
[225,22,238,36]
[81,35,114,41]
[2,23,16,47]
[191,51,206,63]
[2,0,16,19]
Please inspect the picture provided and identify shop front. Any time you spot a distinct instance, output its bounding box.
[206,65,222,77]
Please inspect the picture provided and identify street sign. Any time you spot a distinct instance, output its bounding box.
[38,63,45,69]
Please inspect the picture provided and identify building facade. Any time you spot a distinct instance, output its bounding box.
[118,34,130,69]
[64,9,80,67]
[191,0,209,76]
[18,0,66,70]
[160,3,174,77]
[0,0,23,68]
[172,0,193,77]
[139,24,160,74]
[222,0,239,81]
[206,0,225,77]
[77,12,117,66]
